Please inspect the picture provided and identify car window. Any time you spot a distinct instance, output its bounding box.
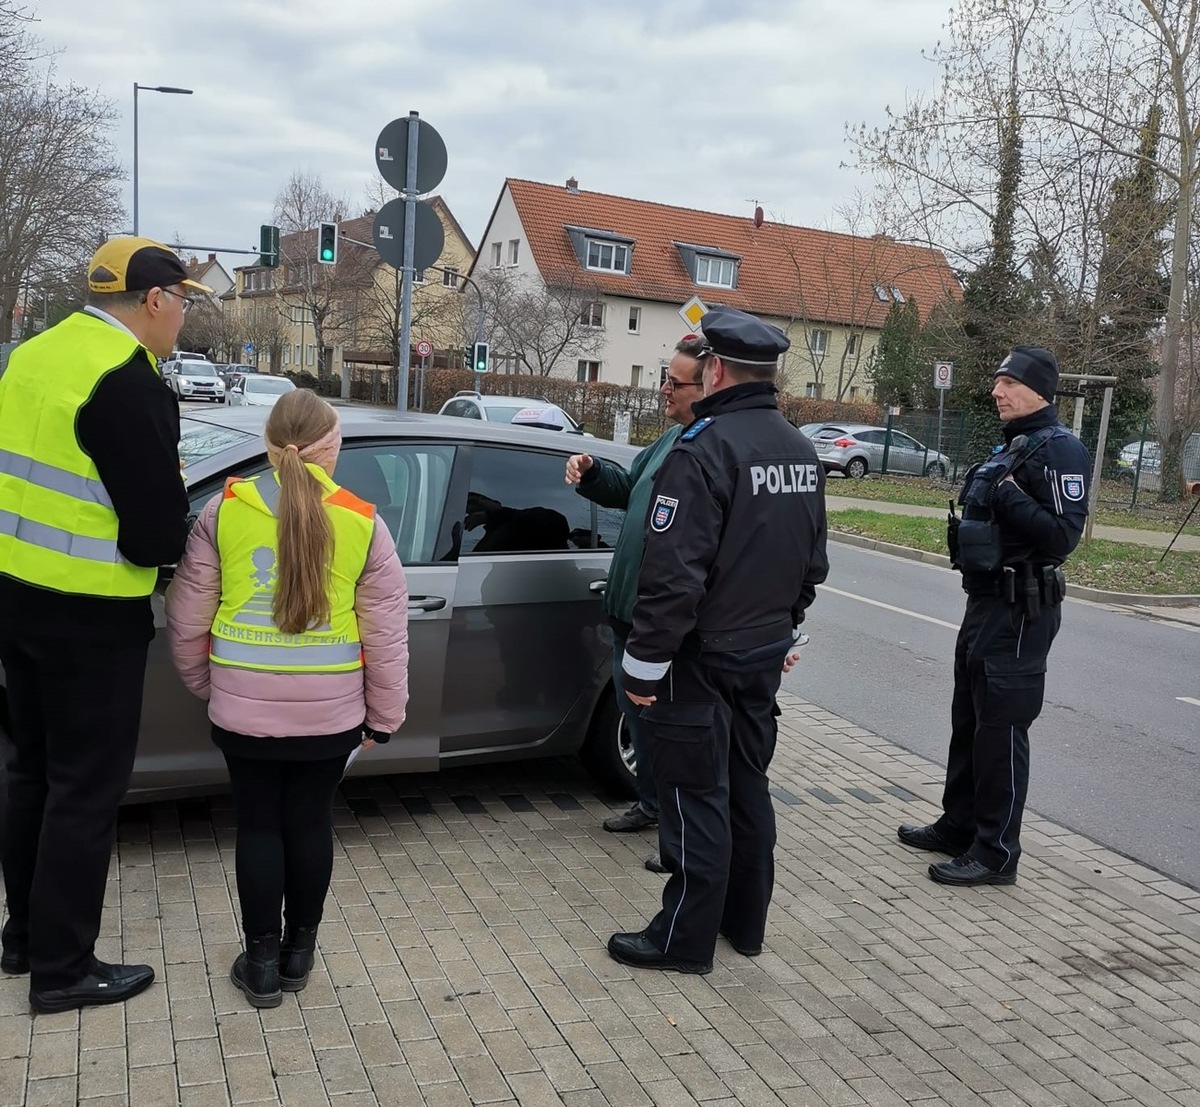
[248,377,294,395]
[333,444,455,565]
[814,426,847,440]
[856,430,886,445]
[178,419,256,467]
[461,446,594,555]
[442,400,467,417]
[482,403,522,423]
[182,362,218,376]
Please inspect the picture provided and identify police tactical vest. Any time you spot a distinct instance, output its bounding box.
[0,312,160,598]
[210,469,375,673]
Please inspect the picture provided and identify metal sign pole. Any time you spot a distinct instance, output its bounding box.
[1084,384,1113,545]
[396,111,420,413]
[936,388,946,465]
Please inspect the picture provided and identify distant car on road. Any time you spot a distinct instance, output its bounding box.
[218,363,257,389]
[226,374,296,408]
[812,423,950,479]
[438,391,586,434]
[162,356,226,403]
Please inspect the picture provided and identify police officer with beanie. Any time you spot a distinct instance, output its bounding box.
[0,238,198,1011]
[899,345,1091,887]
[608,306,828,974]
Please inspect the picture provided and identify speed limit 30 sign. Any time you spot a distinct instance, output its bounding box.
[416,340,432,359]
[933,361,953,389]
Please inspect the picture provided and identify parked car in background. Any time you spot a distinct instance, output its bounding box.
[797,422,833,438]
[226,374,296,408]
[1117,440,1163,476]
[439,391,586,433]
[813,423,950,479]
[162,355,226,403]
[1,406,640,801]
[218,363,257,390]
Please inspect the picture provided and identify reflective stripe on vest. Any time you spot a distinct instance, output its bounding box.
[0,312,159,597]
[209,468,375,674]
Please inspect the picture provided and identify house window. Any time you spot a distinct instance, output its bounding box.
[579,301,604,328]
[847,334,860,356]
[282,346,289,365]
[809,330,830,356]
[508,239,520,265]
[306,344,315,366]
[849,386,859,400]
[577,360,601,382]
[294,344,301,364]
[586,240,628,273]
[442,267,459,288]
[695,255,737,288]
[628,306,641,333]
[891,287,905,302]
[490,242,502,267]
[630,364,643,387]
[874,284,890,301]
[413,269,425,284]
[804,382,823,399]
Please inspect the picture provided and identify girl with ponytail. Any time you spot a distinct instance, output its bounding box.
[166,389,408,1008]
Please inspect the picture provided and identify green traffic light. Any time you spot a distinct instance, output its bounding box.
[321,249,334,261]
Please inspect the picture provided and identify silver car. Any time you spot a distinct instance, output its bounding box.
[162,356,226,403]
[813,423,950,479]
[438,391,585,433]
[1,406,638,800]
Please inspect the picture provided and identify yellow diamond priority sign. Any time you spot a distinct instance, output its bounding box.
[678,295,708,331]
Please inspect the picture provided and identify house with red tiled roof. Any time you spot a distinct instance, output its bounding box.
[183,253,234,299]
[468,178,962,398]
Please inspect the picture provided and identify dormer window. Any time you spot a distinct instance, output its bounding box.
[586,240,629,272]
[891,287,905,303]
[696,255,737,289]
[874,284,890,301]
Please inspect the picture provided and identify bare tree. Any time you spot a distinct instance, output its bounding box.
[242,299,288,374]
[480,271,605,377]
[178,299,247,364]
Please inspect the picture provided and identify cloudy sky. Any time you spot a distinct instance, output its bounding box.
[35,0,950,273]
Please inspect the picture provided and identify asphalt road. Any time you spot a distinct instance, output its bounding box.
[783,543,1200,888]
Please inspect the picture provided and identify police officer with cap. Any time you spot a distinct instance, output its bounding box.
[899,345,1091,887]
[607,306,828,974]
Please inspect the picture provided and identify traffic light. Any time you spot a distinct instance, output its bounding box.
[259,224,280,268]
[471,341,489,373]
[317,221,338,265]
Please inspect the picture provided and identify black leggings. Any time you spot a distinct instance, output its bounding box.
[223,753,346,938]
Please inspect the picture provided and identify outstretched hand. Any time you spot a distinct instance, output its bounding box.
[565,454,593,484]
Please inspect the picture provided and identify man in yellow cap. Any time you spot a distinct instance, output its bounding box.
[0,237,206,1013]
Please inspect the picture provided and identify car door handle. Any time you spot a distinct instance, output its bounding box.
[588,579,607,594]
[408,596,447,612]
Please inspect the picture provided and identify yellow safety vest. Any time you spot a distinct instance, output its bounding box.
[0,311,160,598]
[210,467,375,673]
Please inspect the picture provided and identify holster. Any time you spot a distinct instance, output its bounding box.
[956,517,1004,573]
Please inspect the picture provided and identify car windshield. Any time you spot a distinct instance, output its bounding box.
[482,403,526,423]
[248,377,294,394]
[178,419,256,466]
[183,362,218,377]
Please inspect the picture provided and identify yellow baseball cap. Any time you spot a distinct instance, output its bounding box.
[88,237,213,294]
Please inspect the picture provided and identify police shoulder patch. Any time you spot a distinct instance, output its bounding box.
[650,494,679,532]
[680,416,714,441]
[1060,473,1086,502]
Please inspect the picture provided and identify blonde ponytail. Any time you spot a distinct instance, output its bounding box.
[264,390,339,634]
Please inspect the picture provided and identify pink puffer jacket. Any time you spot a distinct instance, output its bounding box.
[165,493,409,738]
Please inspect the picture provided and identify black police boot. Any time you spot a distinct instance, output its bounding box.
[279,926,319,993]
[897,823,972,855]
[231,934,282,1008]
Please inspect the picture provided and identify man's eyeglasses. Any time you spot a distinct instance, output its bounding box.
[662,376,703,392]
[157,288,198,314]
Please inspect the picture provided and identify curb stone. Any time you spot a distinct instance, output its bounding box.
[829,528,1200,608]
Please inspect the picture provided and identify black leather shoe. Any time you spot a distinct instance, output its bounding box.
[929,855,1017,887]
[644,853,668,874]
[231,934,282,1008]
[603,804,658,833]
[607,931,712,975]
[1,950,29,976]
[720,930,762,958]
[30,960,154,1014]
[897,823,972,855]
[279,926,318,993]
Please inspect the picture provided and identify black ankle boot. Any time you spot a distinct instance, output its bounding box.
[231,933,282,1008]
[279,926,318,992]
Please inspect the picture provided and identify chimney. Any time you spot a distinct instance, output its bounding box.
[566,177,579,193]
[207,253,217,263]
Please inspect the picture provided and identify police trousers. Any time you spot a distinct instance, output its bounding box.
[640,649,784,963]
[937,594,1061,872]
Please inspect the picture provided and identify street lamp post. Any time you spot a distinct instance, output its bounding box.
[132,83,193,236]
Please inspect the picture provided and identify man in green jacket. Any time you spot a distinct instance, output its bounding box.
[565,335,706,862]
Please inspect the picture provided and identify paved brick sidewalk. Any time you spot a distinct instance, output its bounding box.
[2,693,1199,1106]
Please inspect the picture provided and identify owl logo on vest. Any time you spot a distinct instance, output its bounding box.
[1061,474,1085,502]
[650,495,678,532]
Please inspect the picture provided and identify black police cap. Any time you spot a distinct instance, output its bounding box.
[697,306,790,366]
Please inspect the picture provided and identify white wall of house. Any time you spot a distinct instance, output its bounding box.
[477,187,536,280]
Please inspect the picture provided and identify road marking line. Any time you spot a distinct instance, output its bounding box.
[818,585,960,630]
[1177,697,1200,707]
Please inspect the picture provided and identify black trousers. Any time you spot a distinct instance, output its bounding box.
[0,631,147,991]
[641,651,782,963]
[222,752,346,939]
[937,595,1061,872]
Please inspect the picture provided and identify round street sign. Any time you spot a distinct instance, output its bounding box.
[375,117,447,195]
[934,361,953,389]
[416,340,432,359]
[372,199,445,273]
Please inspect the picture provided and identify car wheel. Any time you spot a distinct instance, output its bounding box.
[925,461,947,479]
[581,686,638,799]
[846,456,868,479]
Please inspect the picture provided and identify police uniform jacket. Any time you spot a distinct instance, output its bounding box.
[963,404,1091,593]
[622,382,829,697]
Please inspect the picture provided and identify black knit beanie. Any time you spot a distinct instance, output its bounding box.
[994,346,1058,403]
